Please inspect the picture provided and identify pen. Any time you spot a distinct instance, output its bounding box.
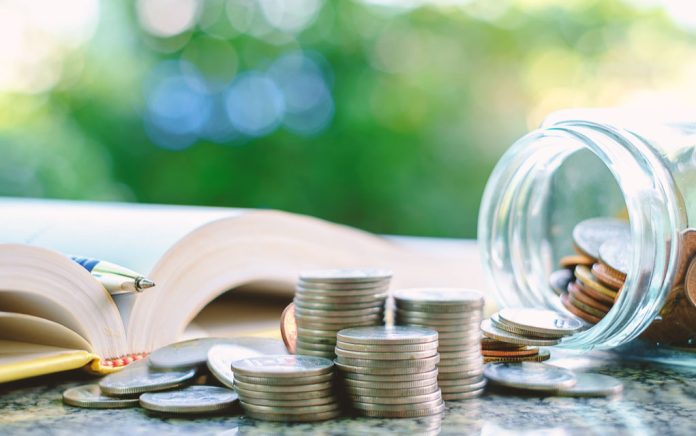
[70,256,155,295]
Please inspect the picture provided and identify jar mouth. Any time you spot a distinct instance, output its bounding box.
[478,120,685,350]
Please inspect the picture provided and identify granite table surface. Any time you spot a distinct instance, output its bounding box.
[1,349,695,436]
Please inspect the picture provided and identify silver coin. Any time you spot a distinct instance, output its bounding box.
[295,313,383,324]
[572,217,630,260]
[349,390,442,405]
[357,402,445,418]
[438,343,481,352]
[295,293,388,304]
[437,375,484,386]
[439,378,487,393]
[490,313,567,340]
[342,377,438,389]
[296,327,340,338]
[439,350,481,360]
[481,319,561,346]
[99,364,196,396]
[345,383,439,398]
[337,325,438,345]
[294,340,337,352]
[139,385,238,414]
[599,236,632,276]
[336,354,440,368]
[244,408,342,422]
[335,361,438,375]
[437,330,481,340]
[240,401,340,415]
[234,372,334,386]
[351,397,443,412]
[335,347,437,360]
[484,362,576,391]
[555,372,623,397]
[438,362,483,374]
[234,379,333,393]
[437,338,483,347]
[342,368,439,382]
[498,308,583,336]
[206,340,288,388]
[397,321,482,333]
[337,341,439,353]
[299,268,392,283]
[294,306,384,317]
[296,319,381,330]
[393,288,484,308]
[62,384,139,409]
[294,348,335,358]
[438,367,483,380]
[297,280,389,291]
[294,299,386,310]
[394,308,483,320]
[441,389,485,401]
[239,395,339,407]
[231,355,333,378]
[549,269,573,296]
[236,388,334,400]
[297,286,390,297]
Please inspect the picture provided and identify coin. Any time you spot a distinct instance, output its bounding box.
[349,390,443,405]
[239,395,339,407]
[549,269,573,296]
[296,318,380,330]
[573,218,630,260]
[481,338,526,350]
[206,340,288,388]
[438,361,483,373]
[295,293,388,304]
[295,340,336,351]
[481,348,538,358]
[439,378,487,393]
[351,397,443,412]
[591,263,625,290]
[294,300,385,310]
[231,355,333,378]
[139,385,238,414]
[299,268,393,283]
[393,288,484,308]
[337,341,439,353]
[575,265,618,300]
[396,319,481,332]
[294,348,334,357]
[572,278,616,305]
[437,375,484,386]
[280,303,297,354]
[235,380,333,393]
[491,313,563,339]
[240,401,340,414]
[394,309,482,320]
[62,384,139,409]
[559,254,594,268]
[437,330,481,340]
[598,235,631,277]
[342,377,438,389]
[560,293,601,324]
[99,364,196,396]
[441,389,485,401]
[437,367,483,379]
[296,327,339,339]
[568,282,611,313]
[337,325,438,345]
[297,281,388,291]
[345,383,439,398]
[484,362,576,391]
[234,372,334,386]
[483,349,551,363]
[555,372,624,397]
[481,319,561,346]
[298,287,389,298]
[439,350,482,360]
[335,361,438,375]
[342,368,439,382]
[244,409,342,422]
[236,388,334,400]
[335,354,440,368]
[294,306,384,317]
[498,308,583,336]
[567,292,606,318]
[335,347,437,360]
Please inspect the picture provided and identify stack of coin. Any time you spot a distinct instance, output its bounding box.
[392,288,486,400]
[480,308,583,362]
[551,218,629,324]
[334,326,445,418]
[231,355,341,422]
[293,268,391,358]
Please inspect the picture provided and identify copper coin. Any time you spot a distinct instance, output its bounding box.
[280,303,297,354]
[561,293,601,324]
[573,279,615,306]
[560,254,594,269]
[481,339,525,351]
[574,265,618,301]
[568,282,611,314]
[567,292,606,318]
[481,347,539,358]
[592,263,624,290]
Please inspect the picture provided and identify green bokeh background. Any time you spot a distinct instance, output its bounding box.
[1,0,694,238]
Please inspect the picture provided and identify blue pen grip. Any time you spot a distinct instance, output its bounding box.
[70,256,100,272]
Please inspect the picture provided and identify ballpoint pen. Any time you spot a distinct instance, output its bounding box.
[70,256,155,295]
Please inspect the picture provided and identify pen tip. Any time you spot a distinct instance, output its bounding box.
[136,277,156,290]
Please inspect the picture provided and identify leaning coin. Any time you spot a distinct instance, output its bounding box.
[481,319,562,346]
[234,380,332,393]
[280,303,297,354]
[572,217,629,260]
[483,362,576,392]
[334,347,437,360]
[554,372,623,397]
[299,268,392,284]
[498,308,583,337]
[62,384,139,409]
[232,355,333,378]
[99,364,196,396]
[337,325,438,345]
[139,385,238,414]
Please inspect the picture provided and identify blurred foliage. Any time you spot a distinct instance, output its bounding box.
[1,0,695,237]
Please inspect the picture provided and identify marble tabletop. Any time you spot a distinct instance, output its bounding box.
[1,349,695,436]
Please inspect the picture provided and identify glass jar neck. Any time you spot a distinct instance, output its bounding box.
[478,119,686,350]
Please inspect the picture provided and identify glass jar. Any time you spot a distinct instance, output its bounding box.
[478,108,696,355]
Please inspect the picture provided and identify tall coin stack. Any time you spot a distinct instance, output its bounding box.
[334,326,445,418]
[550,218,628,325]
[293,269,391,358]
[231,355,341,422]
[393,288,486,400]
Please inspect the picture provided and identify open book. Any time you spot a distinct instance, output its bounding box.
[0,198,486,383]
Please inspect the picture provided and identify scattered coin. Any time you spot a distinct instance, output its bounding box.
[139,385,238,414]
[481,319,561,346]
[553,372,624,397]
[484,362,576,392]
[99,363,196,397]
[573,218,630,260]
[206,339,288,388]
[62,384,139,409]
[497,308,583,337]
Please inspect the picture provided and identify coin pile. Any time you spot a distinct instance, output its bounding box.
[293,268,391,358]
[334,325,445,418]
[231,355,341,422]
[480,308,583,362]
[552,218,629,324]
[393,288,486,400]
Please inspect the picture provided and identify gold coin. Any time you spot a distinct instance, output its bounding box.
[481,347,539,358]
[561,293,600,324]
[568,282,611,314]
[591,263,625,290]
[574,265,618,300]
[567,292,606,318]
[483,349,550,363]
[559,254,594,268]
[573,278,616,305]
